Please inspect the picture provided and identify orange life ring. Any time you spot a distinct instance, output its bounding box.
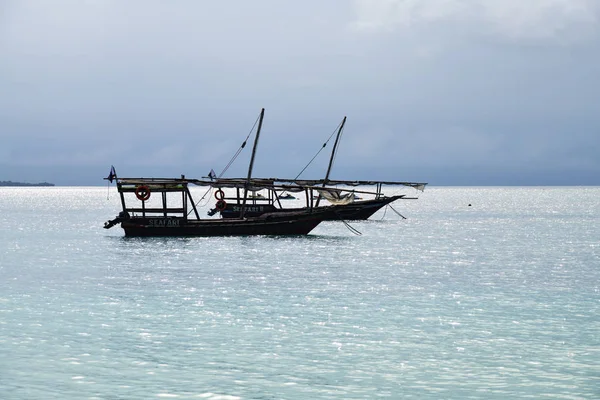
[135,185,151,201]
[215,199,227,211]
[214,189,225,201]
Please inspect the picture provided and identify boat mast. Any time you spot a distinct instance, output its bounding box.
[240,108,265,218]
[316,116,346,207]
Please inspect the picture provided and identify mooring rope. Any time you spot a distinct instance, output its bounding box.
[380,204,388,220]
[332,211,362,235]
[388,204,407,219]
[342,219,362,235]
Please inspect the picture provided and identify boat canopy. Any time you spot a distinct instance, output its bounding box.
[116,176,427,196]
[215,177,427,191]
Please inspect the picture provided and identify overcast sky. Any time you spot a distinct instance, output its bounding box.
[1,0,599,185]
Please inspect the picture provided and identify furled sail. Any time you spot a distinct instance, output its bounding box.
[316,188,355,205]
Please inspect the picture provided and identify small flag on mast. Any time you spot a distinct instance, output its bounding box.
[208,169,217,180]
[107,165,116,183]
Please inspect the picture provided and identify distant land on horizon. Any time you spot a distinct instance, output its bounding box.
[1,164,599,187]
[0,180,55,187]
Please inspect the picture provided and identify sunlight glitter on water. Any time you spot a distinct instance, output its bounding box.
[0,187,598,399]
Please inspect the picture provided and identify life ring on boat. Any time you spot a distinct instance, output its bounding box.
[214,189,225,201]
[215,200,227,211]
[135,185,151,201]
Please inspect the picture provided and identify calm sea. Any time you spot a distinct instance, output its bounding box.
[1,186,598,399]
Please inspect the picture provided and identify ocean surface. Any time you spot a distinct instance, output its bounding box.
[0,186,598,399]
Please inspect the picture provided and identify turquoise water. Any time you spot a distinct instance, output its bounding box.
[1,187,599,399]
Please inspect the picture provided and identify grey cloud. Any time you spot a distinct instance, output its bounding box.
[0,1,599,185]
[351,0,600,43]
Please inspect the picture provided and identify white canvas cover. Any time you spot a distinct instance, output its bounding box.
[316,188,355,205]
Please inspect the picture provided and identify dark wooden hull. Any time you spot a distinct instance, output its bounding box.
[220,196,403,221]
[328,196,402,220]
[119,209,333,237]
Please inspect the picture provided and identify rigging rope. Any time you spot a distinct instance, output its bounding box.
[277,118,346,199]
[293,118,345,181]
[191,187,215,217]
[218,113,260,179]
[189,113,261,216]
[329,125,344,176]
